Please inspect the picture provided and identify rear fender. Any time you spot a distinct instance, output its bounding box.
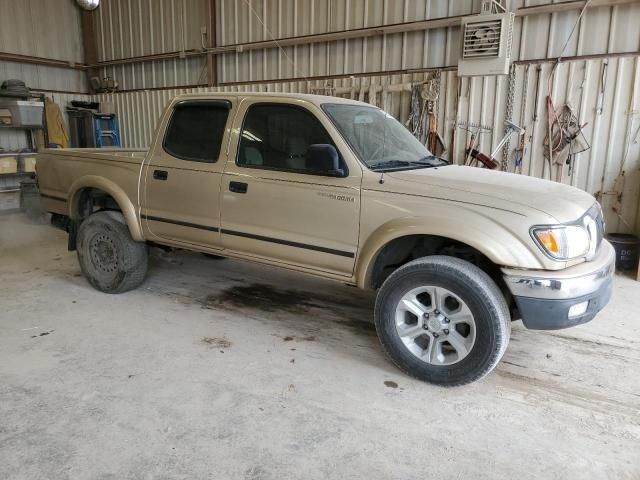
[68,175,143,241]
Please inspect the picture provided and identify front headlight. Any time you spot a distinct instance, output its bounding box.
[531,225,591,260]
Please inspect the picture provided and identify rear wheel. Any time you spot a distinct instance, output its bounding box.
[374,256,510,386]
[77,211,148,294]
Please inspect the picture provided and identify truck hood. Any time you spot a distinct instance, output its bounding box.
[382,165,595,223]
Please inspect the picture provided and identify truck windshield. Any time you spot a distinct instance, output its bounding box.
[322,103,447,172]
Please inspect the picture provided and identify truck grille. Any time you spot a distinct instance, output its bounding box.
[586,203,605,254]
[593,204,605,249]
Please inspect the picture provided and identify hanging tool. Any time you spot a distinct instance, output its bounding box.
[491,120,525,159]
[513,65,530,174]
[406,84,426,140]
[596,60,608,115]
[543,103,591,178]
[513,144,527,174]
[533,65,542,122]
[501,64,517,170]
[464,120,524,170]
[406,72,446,156]
[465,129,480,167]
[425,71,446,156]
[426,100,447,156]
[457,122,492,166]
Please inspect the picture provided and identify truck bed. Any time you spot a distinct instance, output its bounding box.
[36,148,148,217]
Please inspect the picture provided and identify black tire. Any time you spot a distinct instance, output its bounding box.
[77,211,148,294]
[374,256,510,387]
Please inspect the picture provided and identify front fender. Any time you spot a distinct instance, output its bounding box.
[68,175,143,241]
[355,212,546,289]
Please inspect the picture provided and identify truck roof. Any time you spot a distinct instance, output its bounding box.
[172,91,376,108]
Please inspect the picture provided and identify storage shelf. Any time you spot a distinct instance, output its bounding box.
[0,171,32,177]
[0,124,43,129]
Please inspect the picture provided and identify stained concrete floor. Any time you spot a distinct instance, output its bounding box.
[1,210,639,480]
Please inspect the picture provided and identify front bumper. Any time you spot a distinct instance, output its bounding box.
[502,241,615,330]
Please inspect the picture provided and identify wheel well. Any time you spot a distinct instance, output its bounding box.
[74,187,122,221]
[368,235,510,302]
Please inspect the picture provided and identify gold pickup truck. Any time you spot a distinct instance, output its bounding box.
[36,92,614,386]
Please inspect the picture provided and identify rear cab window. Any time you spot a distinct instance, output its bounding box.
[163,100,231,163]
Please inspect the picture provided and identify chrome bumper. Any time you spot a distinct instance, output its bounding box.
[502,241,615,330]
[502,241,615,300]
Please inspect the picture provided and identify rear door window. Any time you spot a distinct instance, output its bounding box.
[163,100,230,162]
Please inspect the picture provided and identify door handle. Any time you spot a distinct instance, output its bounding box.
[229,181,248,193]
[153,169,168,181]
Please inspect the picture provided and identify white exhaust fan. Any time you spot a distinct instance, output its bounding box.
[458,0,514,77]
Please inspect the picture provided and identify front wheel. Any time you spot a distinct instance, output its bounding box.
[374,256,510,387]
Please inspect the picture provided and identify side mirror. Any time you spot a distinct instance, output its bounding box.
[306,144,345,177]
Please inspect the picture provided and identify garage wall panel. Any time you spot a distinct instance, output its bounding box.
[214,0,639,84]
[0,0,84,62]
[93,0,209,90]
[94,0,209,59]
[89,1,640,88]
[0,0,86,91]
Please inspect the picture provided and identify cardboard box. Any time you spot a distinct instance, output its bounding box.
[0,108,12,125]
[0,157,18,174]
[21,156,36,173]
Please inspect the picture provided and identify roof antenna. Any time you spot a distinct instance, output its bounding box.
[379,171,385,184]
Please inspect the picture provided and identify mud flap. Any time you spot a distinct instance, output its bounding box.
[67,219,78,251]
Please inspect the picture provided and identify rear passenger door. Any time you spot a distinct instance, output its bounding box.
[220,100,362,277]
[141,99,233,248]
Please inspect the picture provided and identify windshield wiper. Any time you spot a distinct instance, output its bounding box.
[415,155,448,166]
[370,160,414,171]
[370,157,446,172]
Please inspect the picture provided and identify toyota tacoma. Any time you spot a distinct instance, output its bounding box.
[36,92,614,386]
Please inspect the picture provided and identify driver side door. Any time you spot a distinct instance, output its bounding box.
[220,100,362,277]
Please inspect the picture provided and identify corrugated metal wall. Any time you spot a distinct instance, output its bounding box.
[0,0,84,62]
[94,0,209,90]
[93,0,640,87]
[0,0,88,152]
[0,0,86,91]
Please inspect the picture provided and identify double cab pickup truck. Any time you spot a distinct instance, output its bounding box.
[36,92,614,386]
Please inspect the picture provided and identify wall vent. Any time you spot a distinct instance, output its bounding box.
[458,13,514,76]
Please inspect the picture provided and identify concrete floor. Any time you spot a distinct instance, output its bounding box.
[1,210,639,480]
